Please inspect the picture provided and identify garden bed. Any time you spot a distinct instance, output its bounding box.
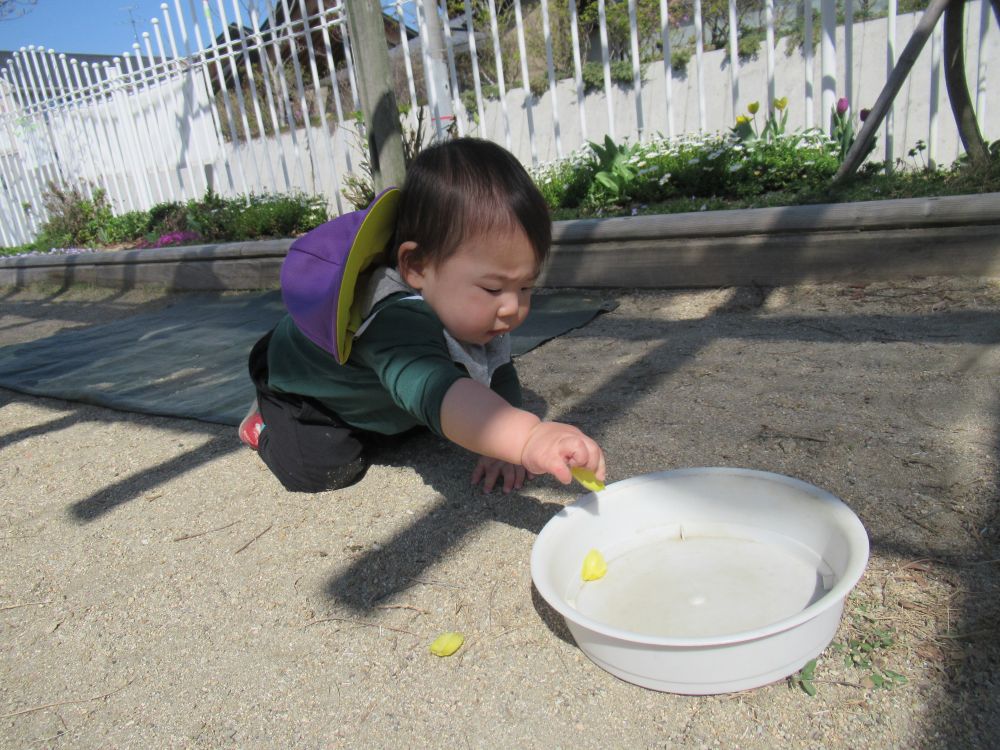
[2,193,998,290]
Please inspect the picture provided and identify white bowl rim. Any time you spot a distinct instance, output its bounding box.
[530,466,870,647]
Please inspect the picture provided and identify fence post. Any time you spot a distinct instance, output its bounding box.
[345,0,406,192]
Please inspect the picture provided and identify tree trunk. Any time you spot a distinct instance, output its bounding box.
[943,0,989,166]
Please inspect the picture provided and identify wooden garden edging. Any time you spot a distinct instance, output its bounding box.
[2,193,999,291]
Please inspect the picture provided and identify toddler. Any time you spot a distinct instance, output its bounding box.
[240,137,605,493]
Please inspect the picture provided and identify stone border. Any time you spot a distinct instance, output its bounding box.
[2,193,999,290]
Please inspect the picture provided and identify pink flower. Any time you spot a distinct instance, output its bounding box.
[836,97,850,116]
[140,230,204,248]
[859,108,871,122]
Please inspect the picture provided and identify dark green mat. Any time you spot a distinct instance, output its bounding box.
[0,291,615,426]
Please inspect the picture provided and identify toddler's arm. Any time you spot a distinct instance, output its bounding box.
[440,378,605,485]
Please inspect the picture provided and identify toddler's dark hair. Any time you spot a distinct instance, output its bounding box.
[390,137,551,270]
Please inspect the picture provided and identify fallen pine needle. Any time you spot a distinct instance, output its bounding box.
[375,603,428,615]
[493,624,531,639]
[0,600,51,612]
[938,628,997,641]
[173,519,241,542]
[304,616,420,637]
[407,576,464,590]
[813,678,867,690]
[234,522,273,554]
[1,678,135,720]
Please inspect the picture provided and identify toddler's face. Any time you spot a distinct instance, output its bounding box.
[402,227,538,346]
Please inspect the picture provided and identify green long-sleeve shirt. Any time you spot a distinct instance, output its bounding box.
[266,293,522,437]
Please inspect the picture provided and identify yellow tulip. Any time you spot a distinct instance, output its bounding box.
[429,631,465,657]
[581,549,608,581]
[747,101,760,114]
[736,115,750,125]
[774,97,788,111]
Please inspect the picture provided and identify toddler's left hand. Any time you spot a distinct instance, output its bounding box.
[471,455,533,494]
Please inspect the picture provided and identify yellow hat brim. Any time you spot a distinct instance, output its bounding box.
[335,188,401,363]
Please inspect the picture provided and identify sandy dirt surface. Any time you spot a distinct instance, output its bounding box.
[1,278,998,749]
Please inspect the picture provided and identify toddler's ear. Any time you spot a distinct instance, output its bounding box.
[397,241,425,289]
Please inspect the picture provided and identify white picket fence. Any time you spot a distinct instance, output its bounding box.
[0,0,996,248]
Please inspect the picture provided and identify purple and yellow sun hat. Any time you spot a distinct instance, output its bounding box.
[280,187,401,364]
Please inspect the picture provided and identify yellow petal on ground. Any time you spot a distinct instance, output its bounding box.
[429,631,465,657]
[571,467,605,493]
[581,549,608,581]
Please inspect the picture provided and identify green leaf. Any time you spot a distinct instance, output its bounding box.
[883,669,908,685]
[613,163,636,181]
[799,659,817,680]
[594,172,620,194]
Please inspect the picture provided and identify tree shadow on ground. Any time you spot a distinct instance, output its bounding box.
[319,287,999,745]
[3,276,997,745]
[0,389,237,523]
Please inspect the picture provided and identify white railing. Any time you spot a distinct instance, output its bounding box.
[0,0,365,247]
[416,0,996,168]
[0,0,996,248]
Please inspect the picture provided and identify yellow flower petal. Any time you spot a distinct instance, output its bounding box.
[736,115,749,125]
[571,467,605,492]
[747,101,760,114]
[775,96,788,111]
[581,549,608,581]
[429,631,465,657]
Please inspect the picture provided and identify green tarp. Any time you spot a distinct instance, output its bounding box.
[0,291,615,425]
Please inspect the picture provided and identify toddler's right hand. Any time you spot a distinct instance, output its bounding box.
[520,421,605,486]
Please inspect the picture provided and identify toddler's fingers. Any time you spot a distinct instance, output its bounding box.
[567,438,602,472]
[547,459,574,485]
[482,462,503,493]
[501,463,522,494]
[586,443,606,481]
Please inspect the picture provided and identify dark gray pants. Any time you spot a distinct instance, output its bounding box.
[248,330,370,493]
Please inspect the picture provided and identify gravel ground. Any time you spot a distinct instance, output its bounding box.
[1,278,998,749]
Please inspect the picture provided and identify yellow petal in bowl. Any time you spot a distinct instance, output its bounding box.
[429,631,465,657]
[581,549,608,581]
[571,467,605,493]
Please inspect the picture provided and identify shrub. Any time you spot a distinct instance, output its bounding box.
[228,193,328,239]
[534,121,845,216]
[100,210,151,245]
[3,186,329,256]
[535,129,1000,221]
[581,60,641,92]
[178,190,233,241]
[38,184,114,248]
[671,46,693,74]
[531,149,596,209]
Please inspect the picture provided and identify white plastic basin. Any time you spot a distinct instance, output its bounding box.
[530,467,869,694]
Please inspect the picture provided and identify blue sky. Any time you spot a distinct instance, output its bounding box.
[0,1,415,57]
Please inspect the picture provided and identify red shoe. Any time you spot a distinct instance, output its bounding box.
[238,411,264,451]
